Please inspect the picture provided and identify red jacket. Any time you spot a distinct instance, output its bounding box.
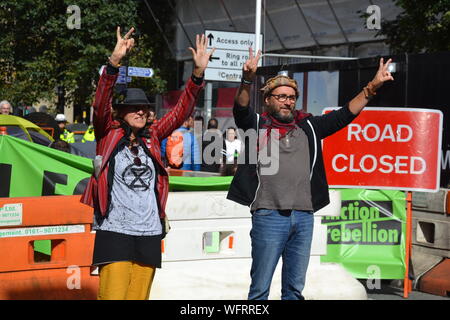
[80,69,204,219]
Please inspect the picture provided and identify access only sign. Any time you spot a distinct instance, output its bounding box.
[204,30,263,82]
[322,107,443,192]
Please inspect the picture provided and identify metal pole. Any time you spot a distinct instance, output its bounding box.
[255,0,262,53]
[204,82,213,123]
[263,53,357,61]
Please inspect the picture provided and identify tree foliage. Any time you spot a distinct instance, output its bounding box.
[0,0,176,116]
[377,0,450,54]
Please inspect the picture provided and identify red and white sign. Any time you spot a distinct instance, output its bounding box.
[322,107,443,192]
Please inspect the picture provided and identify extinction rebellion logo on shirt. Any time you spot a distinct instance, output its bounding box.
[322,200,402,245]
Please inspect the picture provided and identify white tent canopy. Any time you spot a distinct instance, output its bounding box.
[173,0,402,61]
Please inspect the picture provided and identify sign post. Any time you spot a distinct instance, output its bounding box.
[99,66,154,84]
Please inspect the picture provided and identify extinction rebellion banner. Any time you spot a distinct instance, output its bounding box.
[0,135,92,197]
[0,135,232,197]
[321,188,407,279]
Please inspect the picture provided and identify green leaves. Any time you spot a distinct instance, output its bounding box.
[0,0,174,114]
[377,0,450,54]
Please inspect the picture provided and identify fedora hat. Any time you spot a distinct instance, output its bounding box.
[113,88,151,108]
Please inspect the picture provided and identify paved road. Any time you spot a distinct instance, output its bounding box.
[359,279,449,300]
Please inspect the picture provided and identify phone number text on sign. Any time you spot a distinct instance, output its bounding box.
[0,225,85,238]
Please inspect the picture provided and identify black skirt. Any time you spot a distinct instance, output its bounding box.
[92,230,162,268]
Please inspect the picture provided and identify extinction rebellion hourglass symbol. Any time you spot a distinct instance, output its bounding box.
[122,164,152,191]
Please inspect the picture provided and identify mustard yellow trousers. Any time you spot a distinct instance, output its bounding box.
[97,261,156,300]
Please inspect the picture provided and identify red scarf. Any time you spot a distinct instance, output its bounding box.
[259,110,311,150]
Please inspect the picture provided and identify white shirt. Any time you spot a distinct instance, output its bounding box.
[93,145,162,236]
[224,139,242,163]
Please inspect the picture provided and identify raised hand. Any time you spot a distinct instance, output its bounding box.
[371,58,395,89]
[189,34,216,78]
[242,47,262,82]
[110,27,135,66]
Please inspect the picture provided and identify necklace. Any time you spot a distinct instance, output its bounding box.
[126,144,148,167]
[283,133,291,148]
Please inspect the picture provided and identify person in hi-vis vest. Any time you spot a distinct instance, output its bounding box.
[55,113,75,143]
[82,125,95,142]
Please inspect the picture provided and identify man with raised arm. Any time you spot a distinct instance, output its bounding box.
[227,48,394,300]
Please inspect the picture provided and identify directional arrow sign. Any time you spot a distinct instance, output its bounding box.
[99,66,153,80]
[206,50,252,70]
[205,30,263,82]
[127,66,154,78]
[205,30,263,51]
[207,33,214,46]
[116,76,132,84]
[119,66,127,76]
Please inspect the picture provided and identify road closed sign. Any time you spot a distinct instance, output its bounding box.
[322,107,443,192]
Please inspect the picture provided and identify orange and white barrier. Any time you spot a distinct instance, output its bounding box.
[151,190,367,300]
[0,196,98,300]
[0,191,367,300]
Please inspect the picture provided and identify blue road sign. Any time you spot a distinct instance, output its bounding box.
[116,76,132,84]
[127,67,154,78]
[119,66,127,76]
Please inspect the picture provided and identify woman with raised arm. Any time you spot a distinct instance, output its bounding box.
[80,27,214,300]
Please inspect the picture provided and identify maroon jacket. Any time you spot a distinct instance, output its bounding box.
[80,68,204,219]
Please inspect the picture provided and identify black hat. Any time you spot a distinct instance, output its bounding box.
[113,88,151,108]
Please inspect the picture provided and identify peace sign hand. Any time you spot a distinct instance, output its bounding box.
[189,34,216,78]
[371,58,395,90]
[242,47,262,82]
[110,27,135,66]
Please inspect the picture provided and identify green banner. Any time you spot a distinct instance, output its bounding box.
[0,135,93,197]
[0,135,231,256]
[0,135,232,198]
[321,189,407,279]
[169,176,233,191]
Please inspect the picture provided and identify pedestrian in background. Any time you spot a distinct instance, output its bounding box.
[0,100,13,115]
[161,115,202,171]
[220,127,242,176]
[147,108,157,126]
[201,117,222,173]
[55,114,75,143]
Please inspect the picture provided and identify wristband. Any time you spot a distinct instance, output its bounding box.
[108,57,121,68]
[241,78,253,85]
[105,63,119,75]
[363,81,377,100]
[191,73,204,86]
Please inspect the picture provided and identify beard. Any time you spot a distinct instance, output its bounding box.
[267,104,295,123]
